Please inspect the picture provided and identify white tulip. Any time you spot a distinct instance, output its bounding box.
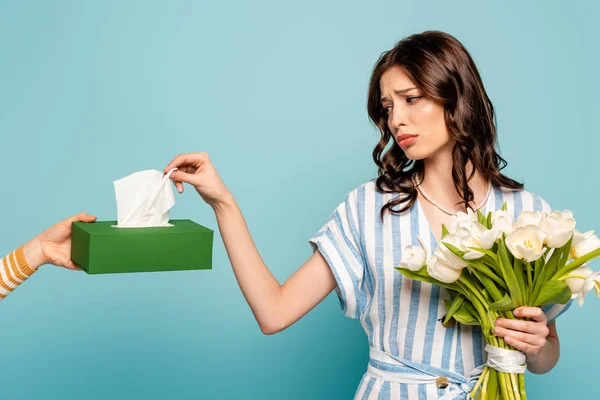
[491,210,514,235]
[564,265,593,295]
[427,252,463,283]
[564,264,600,307]
[448,209,478,234]
[440,233,470,267]
[539,210,576,248]
[570,230,600,259]
[458,222,488,259]
[458,217,508,258]
[476,214,513,251]
[399,236,428,272]
[479,229,498,250]
[515,211,544,229]
[505,225,547,262]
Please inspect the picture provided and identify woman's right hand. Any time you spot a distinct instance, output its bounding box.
[164,152,233,208]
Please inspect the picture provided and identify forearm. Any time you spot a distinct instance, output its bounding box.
[0,245,37,301]
[526,336,559,374]
[212,195,283,333]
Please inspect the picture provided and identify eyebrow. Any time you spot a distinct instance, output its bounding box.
[380,87,419,102]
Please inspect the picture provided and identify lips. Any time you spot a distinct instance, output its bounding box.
[397,134,418,149]
[397,134,418,141]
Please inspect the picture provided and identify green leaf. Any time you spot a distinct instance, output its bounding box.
[533,280,572,307]
[394,266,464,295]
[502,201,508,211]
[489,293,515,312]
[477,210,485,225]
[466,259,508,292]
[452,302,481,326]
[442,242,465,258]
[441,224,449,239]
[486,211,493,230]
[558,235,574,270]
[444,299,452,310]
[498,239,523,306]
[469,247,499,261]
[534,256,545,284]
[532,247,562,303]
[443,294,465,324]
[513,258,527,304]
[480,253,502,274]
[480,287,492,303]
[554,245,600,279]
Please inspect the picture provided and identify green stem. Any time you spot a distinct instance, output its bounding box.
[519,374,526,400]
[497,371,512,400]
[510,374,521,400]
[471,366,488,399]
[481,368,490,399]
[459,277,489,310]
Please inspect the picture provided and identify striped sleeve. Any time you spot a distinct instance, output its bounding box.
[309,189,366,319]
[532,192,574,323]
[542,300,573,324]
[0,246,37,302]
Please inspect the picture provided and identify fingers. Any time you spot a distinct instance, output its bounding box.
[170,170,196,185]
[495,317,549,337]
[494,326,546,348]
[69,212,97,224]
[514,307,547,323]
[165,154,207,193]
[164,152,207,172]
[502,335,544,356]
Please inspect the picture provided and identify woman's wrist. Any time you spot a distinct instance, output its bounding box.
[526,336,559,374]
[211,193,237,214]
[23,236,45,270]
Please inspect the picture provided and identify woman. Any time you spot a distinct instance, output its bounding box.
[164,31,569,399]
[1,213,96,301]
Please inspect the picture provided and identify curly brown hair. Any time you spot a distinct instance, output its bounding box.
[367,31,523,219]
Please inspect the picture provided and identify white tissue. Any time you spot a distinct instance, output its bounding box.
[113,168,177,228]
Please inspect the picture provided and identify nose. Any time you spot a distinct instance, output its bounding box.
[390,104,407,129]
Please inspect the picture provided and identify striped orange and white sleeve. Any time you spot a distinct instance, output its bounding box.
[0,246,37,301]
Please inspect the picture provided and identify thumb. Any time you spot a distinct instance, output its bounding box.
[70,213,97,223]
[64,259,84,271]
[171,170,197,185]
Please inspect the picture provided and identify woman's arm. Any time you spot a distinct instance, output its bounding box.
[165,153,337,334]
[214,196,337,334]
[0,212,96,302]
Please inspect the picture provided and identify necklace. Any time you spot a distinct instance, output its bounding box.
[412,174,493,216]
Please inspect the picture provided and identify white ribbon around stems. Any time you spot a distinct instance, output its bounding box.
[485,344,527,374]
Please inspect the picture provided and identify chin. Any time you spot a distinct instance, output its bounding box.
[402,146,429,161]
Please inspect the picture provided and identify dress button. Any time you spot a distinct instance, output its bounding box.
[436,376,449,389]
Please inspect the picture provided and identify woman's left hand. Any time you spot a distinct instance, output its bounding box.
[494,307,549,360]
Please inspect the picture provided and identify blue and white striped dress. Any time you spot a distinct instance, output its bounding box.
[309,180,571,399]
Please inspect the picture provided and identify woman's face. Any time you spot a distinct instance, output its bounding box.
[379,65,453,161]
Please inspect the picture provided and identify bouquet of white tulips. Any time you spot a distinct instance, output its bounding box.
[396,204,600,400]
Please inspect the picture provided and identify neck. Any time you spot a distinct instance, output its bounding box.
[419,147,489,213]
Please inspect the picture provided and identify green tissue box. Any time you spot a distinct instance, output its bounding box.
[70,220,213,274]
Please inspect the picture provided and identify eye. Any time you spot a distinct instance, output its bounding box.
[406,96,423,104]
[382,105,392,115]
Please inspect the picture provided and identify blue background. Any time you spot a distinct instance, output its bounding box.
[0,1,597,398]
